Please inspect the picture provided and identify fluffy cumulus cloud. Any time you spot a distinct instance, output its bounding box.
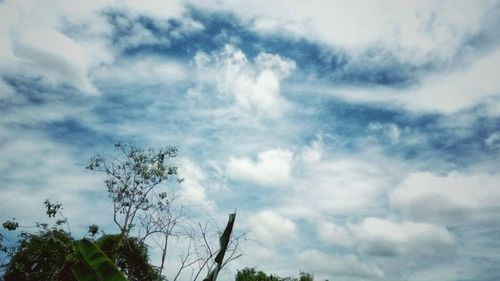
[280,154,399,218]
[316,220,353,247]
[390,171,500,219]
[194,45,296,117]
[247,210,297,245]
[350,218,455,256]
[226,149,293,186]
[317,218,455,257]
[177,158,215,211]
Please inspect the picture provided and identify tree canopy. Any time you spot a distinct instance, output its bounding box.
[236,267,314,281]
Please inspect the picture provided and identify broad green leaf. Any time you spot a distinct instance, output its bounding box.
[71,258,100,281]
[76,239,128,281]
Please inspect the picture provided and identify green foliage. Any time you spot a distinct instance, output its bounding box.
[72,239,128,281]
[2,220,18,231]
[88,224,99,236]
[235,268,314,281]
[94,234,162,281]
[1,144,243,281]
[3,229,76,281]
[1,230,162,281]
[299,272,314,281]
[72,257,100,281]
[45,199,63,218]
[236,268,275,281]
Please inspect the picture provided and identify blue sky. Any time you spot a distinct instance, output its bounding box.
[2,1,500,280]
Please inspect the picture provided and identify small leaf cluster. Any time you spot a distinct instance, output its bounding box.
[2,220,18,231]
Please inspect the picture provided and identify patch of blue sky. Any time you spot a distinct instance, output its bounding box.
[3,75,93,106]
[4,76,62,105]
[41,119,111,149]
[213,182,282,211]
[294,92,500,171]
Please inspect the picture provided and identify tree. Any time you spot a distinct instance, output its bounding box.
[86,143,245,281]
[299,272,314,281]
[0,201,159,281]
[94,234,162,281]
[1,143,244,281]
[1,200,75,281]
[86,143,181,241]
[86,143,188,279]
[235,267,315,281]
[2,229,75,281]
[236,267,270,281]
[137,192,186,277]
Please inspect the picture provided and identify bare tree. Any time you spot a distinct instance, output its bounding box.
[137,192,187,276]
[190,216,247,281]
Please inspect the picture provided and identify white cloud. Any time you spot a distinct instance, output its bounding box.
[0,132,108,233]
[349,218,455,256]
[280,155,397,217]
[330,46,500,114]
[177,158,215,211]
[390,171,500,219]
[191,0,496,64]
[0,0,191,97]
[0,2,16,61]
[403,48,500,113]
[194,45,296,117]
[95,56,188,84]
[301,135,323,164]
[298,249,384,279]
[317,218,455,257]
[0,0,105,95]
[226,149,293,186]
[316,221,353,247]
[117,0,185,20]
[12,28,98,95]
[247,210,297,245]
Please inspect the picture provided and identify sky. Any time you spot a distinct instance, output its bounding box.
[1,1,500,280]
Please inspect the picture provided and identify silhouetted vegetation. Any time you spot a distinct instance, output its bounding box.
[0,144,241,281]
[236,267,314,281]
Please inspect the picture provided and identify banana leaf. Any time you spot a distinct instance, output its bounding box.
[72,239,128,281]
[204,213,236,281]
